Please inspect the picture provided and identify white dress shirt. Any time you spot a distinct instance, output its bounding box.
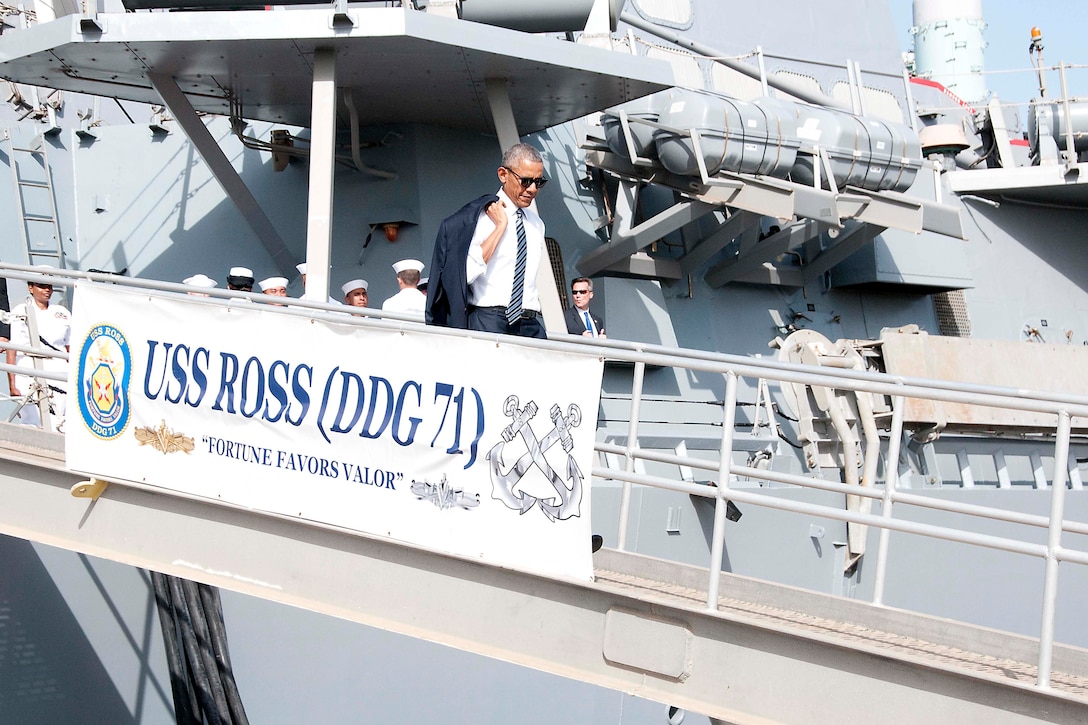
[466,188,544,311]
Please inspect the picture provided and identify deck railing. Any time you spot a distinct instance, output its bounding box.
[2,262,1087,689]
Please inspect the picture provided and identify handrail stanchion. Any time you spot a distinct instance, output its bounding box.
[871,392,905,606]
[616,360,646,551]
[706,371,738,610]
[1038,409,1071,688]
[1059,63,1077,167]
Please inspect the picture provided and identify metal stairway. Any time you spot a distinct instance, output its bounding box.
[0,424,1085,724]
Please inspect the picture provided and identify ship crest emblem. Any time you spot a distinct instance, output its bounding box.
[487,395,584,522]
[76,324,132,440]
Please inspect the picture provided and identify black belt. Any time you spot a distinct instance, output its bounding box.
[471,306,539,320]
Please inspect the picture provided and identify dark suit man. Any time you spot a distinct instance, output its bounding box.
[564,277,605,338]
[426,143,549,338]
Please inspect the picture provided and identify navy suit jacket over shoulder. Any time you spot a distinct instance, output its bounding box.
[425,194,498,328]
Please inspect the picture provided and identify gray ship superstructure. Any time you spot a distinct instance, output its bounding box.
[1,1,1088,723]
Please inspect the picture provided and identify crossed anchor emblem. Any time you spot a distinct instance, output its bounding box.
[487,395,584,521]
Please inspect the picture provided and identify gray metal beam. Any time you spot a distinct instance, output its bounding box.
[843,186,966,239]
[147,72,296,277]
[579,178,717,276]
[0,441,1085,723]
[678,210,759,273]
[705,221,818,288]
[837,188,923,234]
[600,251,682,279]
[716,171,840,226]
[800,223,885,285]
[732,265,804,287]
[485,77,521,152]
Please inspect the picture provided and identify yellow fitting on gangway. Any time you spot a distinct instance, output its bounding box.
[70,478,109,501]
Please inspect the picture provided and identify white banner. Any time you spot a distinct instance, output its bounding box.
[66,284,603,581]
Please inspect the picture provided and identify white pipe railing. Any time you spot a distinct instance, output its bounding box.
[706,371,736,609]
[596,363,1087,691]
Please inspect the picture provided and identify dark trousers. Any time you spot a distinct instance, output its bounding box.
[468,307,546,339]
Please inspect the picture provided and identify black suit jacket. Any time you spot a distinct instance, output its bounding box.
[564,306,604,336]
[425,194,498,329]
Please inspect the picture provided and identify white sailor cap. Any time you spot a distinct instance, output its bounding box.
[183,273,217,289]
[229,266,254,278]
[295,262,307,275]
[341,279,368,296]
[259,276,288,291]
[392,259,424,275]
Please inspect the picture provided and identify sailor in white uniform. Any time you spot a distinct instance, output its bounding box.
[341,279,369,310]
[6,277,70,429]
[225,266,254,292]
[258,276,289,305]
[183,273,217,297]
[297,262,339,304]
[381,259,426,320]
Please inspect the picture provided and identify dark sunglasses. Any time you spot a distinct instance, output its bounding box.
[503,166,548,190]
[572,290,590,295]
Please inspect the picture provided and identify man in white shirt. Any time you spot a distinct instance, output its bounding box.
[381,259,425,319]
[464,143,549,339]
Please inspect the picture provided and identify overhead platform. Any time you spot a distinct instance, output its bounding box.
[1,424,1087,723]
[947,162,1088,206]
[0,6,672,133]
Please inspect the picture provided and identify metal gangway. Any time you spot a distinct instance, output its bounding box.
[2,266,1088,724]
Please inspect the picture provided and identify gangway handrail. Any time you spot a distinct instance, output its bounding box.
[7,262,1088,416]
[2,263,1087,690]
[595,440,1088,536]
[600,362,1085,691]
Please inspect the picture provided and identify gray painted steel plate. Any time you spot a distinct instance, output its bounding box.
[0,7,673,131]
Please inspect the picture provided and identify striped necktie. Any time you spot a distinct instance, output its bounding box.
[506,208,527,323]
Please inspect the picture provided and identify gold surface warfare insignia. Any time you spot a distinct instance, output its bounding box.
[134,420,195,454]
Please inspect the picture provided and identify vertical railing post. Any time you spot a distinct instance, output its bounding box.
[1059,63,1076,164]
[756,46,769,97]
[616,361,645,551]
[902,68,919,134]
[706,371,738,610]
[1038,410,1071,688]
[871,392,905,606]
